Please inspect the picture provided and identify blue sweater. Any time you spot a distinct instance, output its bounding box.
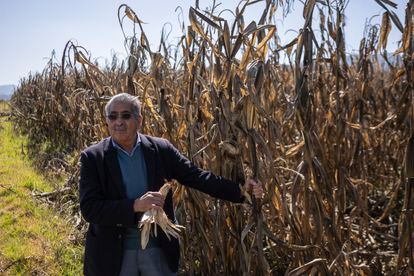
[114,138,159,249]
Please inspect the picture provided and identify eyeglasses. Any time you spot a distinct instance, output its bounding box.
[106,112,135,121]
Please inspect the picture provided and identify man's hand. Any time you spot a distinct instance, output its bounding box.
[133,192,165,212]
[244,179,264,199]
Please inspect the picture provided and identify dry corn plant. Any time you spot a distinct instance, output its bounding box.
[10,0,414,274]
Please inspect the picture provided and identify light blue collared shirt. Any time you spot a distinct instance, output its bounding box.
[111,133,141,157]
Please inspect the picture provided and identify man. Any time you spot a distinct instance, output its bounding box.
[79,93,263,276]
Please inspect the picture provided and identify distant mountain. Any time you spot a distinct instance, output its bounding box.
[0,85,16,100]
[346,52,402,67]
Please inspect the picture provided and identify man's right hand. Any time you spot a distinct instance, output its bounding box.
[133,192,165,212]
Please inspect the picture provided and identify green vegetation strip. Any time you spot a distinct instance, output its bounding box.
[0,117,82,275]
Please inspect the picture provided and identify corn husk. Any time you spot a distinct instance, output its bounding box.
[139,183,185,249]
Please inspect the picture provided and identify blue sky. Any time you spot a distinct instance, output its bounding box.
[0,0,406,85]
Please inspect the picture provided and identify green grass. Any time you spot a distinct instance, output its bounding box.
[0,100,10,112]
[0,118,83,275]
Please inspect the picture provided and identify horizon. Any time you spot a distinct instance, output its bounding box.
[0,0,406,86]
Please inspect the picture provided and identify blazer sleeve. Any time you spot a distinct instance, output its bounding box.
[165,141,245,203]
[79,151,137,227]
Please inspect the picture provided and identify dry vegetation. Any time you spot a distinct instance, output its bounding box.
[10,0,414,274]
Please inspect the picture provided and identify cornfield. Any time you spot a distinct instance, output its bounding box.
[10,0,414,274]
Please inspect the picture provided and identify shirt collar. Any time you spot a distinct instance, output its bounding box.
[112,133,141,157]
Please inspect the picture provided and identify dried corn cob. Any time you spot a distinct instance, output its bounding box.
[139,183,185,249]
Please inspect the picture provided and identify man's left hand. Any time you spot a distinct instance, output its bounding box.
[244,178,264,199]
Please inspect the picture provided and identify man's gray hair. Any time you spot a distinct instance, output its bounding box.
[105,93,141,117]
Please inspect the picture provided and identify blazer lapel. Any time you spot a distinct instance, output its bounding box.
[140,134,157,191]
[104,138,127,198]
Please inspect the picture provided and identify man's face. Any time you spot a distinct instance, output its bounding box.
[106,101,142,149]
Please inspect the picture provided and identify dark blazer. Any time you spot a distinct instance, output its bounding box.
[79,134,244,276]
